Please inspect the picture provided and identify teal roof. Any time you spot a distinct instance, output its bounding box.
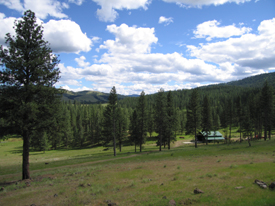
[206,137,224,140]
[200,131,223,137]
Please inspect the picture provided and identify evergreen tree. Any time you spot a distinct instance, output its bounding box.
[129,110,139,152]
[102,86,118,156]
[154,88,167,151]
[0,10,61,180]
[243,106,253,147]
[116,107,127,152]
[102,105,112,147]
[165,91,176,149]
[94,108,103,145]
[136,91,147,152]
[63,105,73,148]
[147,105,154,138]
[186,89,200,148]
[261,81,273,140]
[201,96,212,144]
[235,96,243,142]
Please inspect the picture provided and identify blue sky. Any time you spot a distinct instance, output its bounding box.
[0,0,274,95]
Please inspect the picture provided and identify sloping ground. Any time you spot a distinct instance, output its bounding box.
[61,90,127,104]
[0,139,275,205]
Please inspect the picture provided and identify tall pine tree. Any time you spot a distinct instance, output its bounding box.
[186,89,200,148]
[0,10,61,180]
[136,91,147,152]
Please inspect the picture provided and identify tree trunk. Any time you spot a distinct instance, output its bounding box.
[264,127,267,141]
[248,134,251,147]
[140,135,142,152]
[195,126,197,148]
[159,132,162,151]
[135,143,136,153]
[113,119,116,156]
[22,130,30,180]
[168,136,170,150]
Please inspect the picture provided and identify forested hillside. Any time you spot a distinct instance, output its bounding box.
[1,72,274,153]
[224,72,275,88]
[62,72,275,105]
[61,90,127,104]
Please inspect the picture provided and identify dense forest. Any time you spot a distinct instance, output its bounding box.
[2,75,274,154]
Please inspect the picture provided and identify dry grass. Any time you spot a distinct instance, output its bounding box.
[1,139,275,205]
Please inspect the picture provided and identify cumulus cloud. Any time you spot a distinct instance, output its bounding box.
[0,13,16,45]
[75,56,90,67]
[0,15,93,53]
[188,18,275,71]
[99,24,158,54]
[158,16,173,26]
[162,0,251,8]
[43,19,93,53]
[0,0,70,19]
[194,20,252,41]
[0,0,24,11]
[59,23,238,95]
[24,0,68,19]
[68,0,85,6]
[59,18,275,95]
[92,0,151,22]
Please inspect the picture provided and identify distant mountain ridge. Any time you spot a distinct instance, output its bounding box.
[61,72,275,104]
[61,90,128,104]
[224,72,275,88]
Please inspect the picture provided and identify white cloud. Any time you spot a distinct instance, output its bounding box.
[92,0,151,22]
[0,0,24,11]
[162,0,251,8]
[0,0,69,19]
[75,56,90,67]
[68,0,85,6]
[0,15,92,53]
[99,24,158,54]
[43,19,93,53]
[24,0,69,19]
[194,20,251,41]
[0,13,16,45]
[59,24,238,95]
[59,20,275,95]
[188,18,275,71]
[158,16,173,26]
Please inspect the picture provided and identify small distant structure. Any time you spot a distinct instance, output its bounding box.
[197,131,225,143]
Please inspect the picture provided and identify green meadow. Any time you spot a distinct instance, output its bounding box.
[1,137,275,206]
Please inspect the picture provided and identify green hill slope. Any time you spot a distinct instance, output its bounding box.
[61,90,127,104]
[224,72,275,88]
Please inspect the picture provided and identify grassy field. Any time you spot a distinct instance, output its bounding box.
[0,137,275,206]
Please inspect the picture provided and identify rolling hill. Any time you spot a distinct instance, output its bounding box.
[61,72,275,104]
[61,90,128,104]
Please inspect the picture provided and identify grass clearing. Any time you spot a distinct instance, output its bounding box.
[1,138,275,205]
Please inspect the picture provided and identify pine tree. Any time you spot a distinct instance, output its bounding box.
[165,91,176,149]
[147,105,154,138]
[235,96,243,142]
[201,96,212,144]
[154,88,167,151]
[129,109,139,152]
[136,91,147,152]
[261,81,273,140]
[186,89,200,148]
[102,86,118,156]
[0,10,61,180]
[116,107,127,152]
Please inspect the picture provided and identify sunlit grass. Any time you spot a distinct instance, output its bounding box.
[1,137,275,205]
